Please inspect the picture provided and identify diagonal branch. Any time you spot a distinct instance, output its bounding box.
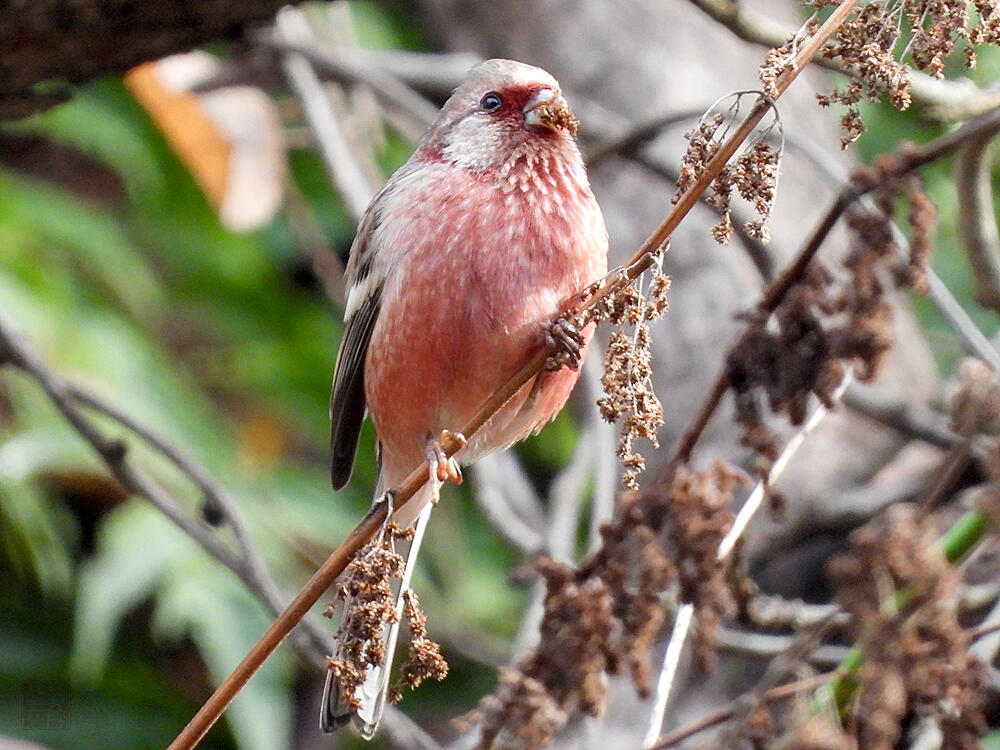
[640,103,1000,745]
[648,671,837,750]
[662,104,1000,471]
[163,4,869,748]
[0,312,331,668]
[688,0,1000,121]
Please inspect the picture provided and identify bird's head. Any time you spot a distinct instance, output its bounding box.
[419,59,580,172]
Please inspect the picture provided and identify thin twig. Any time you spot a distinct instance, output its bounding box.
[584,108,710,165]
[350,49,481,98]
[283,177,348,305]
[842,382,957,449]
[581,348,620,552]
[165,7,867,746]
[0,313,332,668]
[509,580,547,662]
[717,627,850,667]
[378,687,446,750]
[547,427,594,564]
[715,613,841,747]
[167,500,388,750]
[665,186,856,468]
[639,106,1000,742]
[0,317,235,571]
[629,151,775,280]
[262,38,440,134]
[66,384,332,661]
[662,104,1000,469]
[956,121,1000,312]
[763,103,1000,371]
[969,597,1000,670]
[645,671,836,750]
[927,267,1000,371]
[971,616,1000,643]
[643,370,852,743]
[469,456,544,556]
[744,594,845,631]
[642,604,695,748]
[688,0,1000,121]
[275,7,376,220]
[719,372,852,560]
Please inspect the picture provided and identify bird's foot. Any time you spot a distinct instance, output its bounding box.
[544,315,584,371]
[425,431,465,504]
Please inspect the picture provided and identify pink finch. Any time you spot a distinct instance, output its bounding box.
[323,58,608,737]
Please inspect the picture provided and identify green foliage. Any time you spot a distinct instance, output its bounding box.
[0,75,362,750]
[74,502,294,750]
[0,6,533,749]
[2,4,994,749]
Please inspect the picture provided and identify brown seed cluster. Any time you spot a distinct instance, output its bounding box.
[898,175,935,294]
[388,589,449,703]
[475,460,745,747]
[476,558,617,749]
[666,461,744,669]
[759,19,821,100]
[592,488,676,694]
[949,357,1000,437]
[325,529,407,710]
[325,523,447,710]
[533,101,580,136]
[970,0,1000,57]
[827,505,988,750]
[809,0,999,145]
[674,106,781,246]
[728,169,934,471]
[785,715,856,750]
[596,264,670,489]
[949,358,1000,510]
[475,457,744,747]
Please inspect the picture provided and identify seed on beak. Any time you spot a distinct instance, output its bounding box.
[523,88,578,135]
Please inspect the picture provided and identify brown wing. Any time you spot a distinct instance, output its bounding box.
[329,287,380,490]
[329,205,384,490]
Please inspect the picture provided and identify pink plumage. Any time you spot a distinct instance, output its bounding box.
[324,58,608,736]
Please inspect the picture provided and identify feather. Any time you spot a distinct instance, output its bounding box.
[329,286,381,490]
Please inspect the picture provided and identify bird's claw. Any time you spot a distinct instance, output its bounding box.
[544,316,584,371]
[425,431,465,504]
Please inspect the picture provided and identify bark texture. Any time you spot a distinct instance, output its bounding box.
[0,0,287,118]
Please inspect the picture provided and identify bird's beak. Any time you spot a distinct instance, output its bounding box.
[523,88,578,135]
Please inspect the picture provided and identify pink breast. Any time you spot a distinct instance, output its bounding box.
[364,161,607,488]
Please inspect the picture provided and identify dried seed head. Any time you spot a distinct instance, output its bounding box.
[948,357,1000,436]
[828,505,988,750]
[475,558,617,749]
[325,523,436,711]
[597,263,669,490]
[388,589,448,703]
[675,97,783,246]
[667,461,743,669]
[808,0,994,144]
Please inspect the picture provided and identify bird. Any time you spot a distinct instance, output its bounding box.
[322,58,608,738]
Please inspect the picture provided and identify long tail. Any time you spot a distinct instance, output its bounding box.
[320,500,433,738]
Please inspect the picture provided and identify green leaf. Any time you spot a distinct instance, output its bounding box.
[0,169,165,324]
[72,501,293,750]
[71,502,188,682]
[0,477,74,597]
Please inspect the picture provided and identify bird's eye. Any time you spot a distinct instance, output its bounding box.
[480,92,503,112]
